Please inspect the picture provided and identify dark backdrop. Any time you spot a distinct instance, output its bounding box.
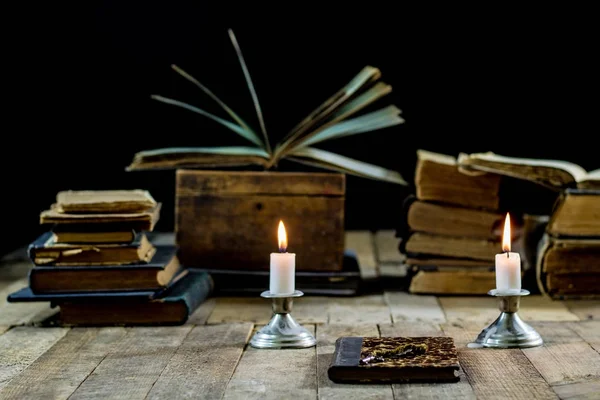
[2,4,598,256]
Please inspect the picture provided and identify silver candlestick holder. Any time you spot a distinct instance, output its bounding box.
[249,290,317,349]
[473,289,543,348]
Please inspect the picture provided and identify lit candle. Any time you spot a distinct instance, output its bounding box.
[495,213,521,293]
[270,220,296,295]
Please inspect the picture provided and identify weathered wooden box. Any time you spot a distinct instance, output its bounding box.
[175,170,345,271]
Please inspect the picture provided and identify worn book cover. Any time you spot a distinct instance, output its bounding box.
[328,336,460,383]
[55,190,157,213]
[28,231,155,266]
[8,270,214,326]
[28,245,181,293]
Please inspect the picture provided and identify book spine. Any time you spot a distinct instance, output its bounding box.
[181,272,214,319]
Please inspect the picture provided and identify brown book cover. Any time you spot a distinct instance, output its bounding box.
[29,246,181,293]
[546,189,600,237]
[40,203,161,232]
[29,232,155,266]
[402,232,501,262]
[415,149,501,211]
[55,190,157,213]
[535,233,600,299]
[328,336,460,383]
[52,229,136,244]
[407,200,515,240]
[408,270,496,295]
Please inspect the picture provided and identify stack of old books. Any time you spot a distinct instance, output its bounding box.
[536,189,600,298]
[398,150,524,295]
[8,190,213,325]
[457,152,600,299]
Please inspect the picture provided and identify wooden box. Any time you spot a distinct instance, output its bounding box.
[175,170,345,271]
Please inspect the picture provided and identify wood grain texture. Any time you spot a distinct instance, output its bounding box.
[0,327,69,390]
[0,327,126,399]
[176,170,345,196]
[569,320,600,353]
[328,295,392,325]
[345,231,378,279]
[317,324,393,400]
[380,323,476,399]
[565,300,600,321]
[374,230,403,264]
[147,323,253,400]
[187,297,216,325]
[223,325,317,400]
[442,323,557,400]
[0,278,55,326]
[522,322,600,386]
[439,295,579,324]
[552,379,600,400]
[176,171,345,271]
[385,292,446,323]
[69,326,192,400]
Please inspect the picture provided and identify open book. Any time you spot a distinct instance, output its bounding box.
[126,30,406,185]
[458,152,600,191]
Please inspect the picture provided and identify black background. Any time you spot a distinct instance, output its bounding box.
[2,4,598,256]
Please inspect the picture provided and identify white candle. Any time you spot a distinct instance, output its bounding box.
[495,213,521,293]
[270,220,295,295]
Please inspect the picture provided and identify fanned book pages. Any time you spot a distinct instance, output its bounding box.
[126,30,406,185]
[458,151,600,191]
[328,337,460,383]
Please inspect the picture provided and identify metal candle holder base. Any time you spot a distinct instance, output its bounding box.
[249,290,317,349]
[474,289,543,348]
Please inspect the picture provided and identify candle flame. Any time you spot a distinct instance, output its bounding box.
[278,220,287,252]
[502,213,511,252]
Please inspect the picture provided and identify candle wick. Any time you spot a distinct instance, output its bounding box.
[506,251,509,258]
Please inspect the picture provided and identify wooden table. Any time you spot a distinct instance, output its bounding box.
[0,231,598,399]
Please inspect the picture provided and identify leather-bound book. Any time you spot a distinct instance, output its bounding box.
[328,336,460,383]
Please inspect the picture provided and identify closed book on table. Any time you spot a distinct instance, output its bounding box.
[54,189,157,213]
[28,231,155,266]
[328,336,460,383]
[29,245,181,293]
[8,270,214,326]
[52,228,137,244]
[40,203,162,232]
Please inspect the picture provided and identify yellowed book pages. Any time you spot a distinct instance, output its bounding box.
[56,190,157,213]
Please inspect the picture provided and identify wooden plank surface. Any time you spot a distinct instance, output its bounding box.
[552,379,600,400]
[385,292,446,323]
[569,320,600,353]
[521,322,600,387]
[317,324,393,400]
[345,231,378,279]
[208,296,328,325]
[0,278,55,326]
[0,327,126,399]
[223,325,317,400]
[442,323,558,400]
[565,300,600,321]
[187,297,216,325]
[328,295,392,325]
[69,326,192,400]
[380,323,476,399]
[439,295,579,324]
[147,323,253,400]
[0,327,69,390]
[374,230,403,264]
